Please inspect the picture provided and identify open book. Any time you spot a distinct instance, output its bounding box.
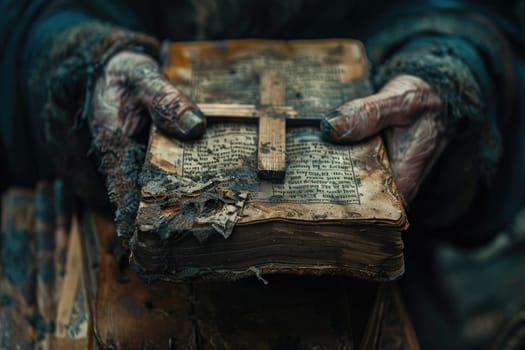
[132,39,408,282]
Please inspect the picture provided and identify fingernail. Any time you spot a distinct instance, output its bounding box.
[320,111,346,138]
[320,117,337,133]
[179,109,206,138]
[320,111,339,132]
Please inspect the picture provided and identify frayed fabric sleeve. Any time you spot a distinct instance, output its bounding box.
[26,19,159,206]
[367,13,514,176]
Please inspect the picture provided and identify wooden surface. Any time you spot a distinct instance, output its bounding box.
[0,187,94,350]
[84,213,195,349]
[54,217,94,349]
[197,103,298,120]
[0,189,37,349]
[85,211,419,350]
[360,285,421,350]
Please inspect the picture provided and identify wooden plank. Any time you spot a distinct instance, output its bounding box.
[359,284,421,350]
[198,103,259,118]
[54,217,94,349]
[257,116,286,180]
[260,70,286,106]
[198,103,297,119]
[89,212,196,349]
[257,70,287,180]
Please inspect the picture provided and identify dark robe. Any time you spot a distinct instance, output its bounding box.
[1,1,525,349]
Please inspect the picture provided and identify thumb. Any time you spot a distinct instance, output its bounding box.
[138,77,207,140]
[114,51,207,139]
[321,75,442,142]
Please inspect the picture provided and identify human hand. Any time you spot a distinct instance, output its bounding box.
[91,51,206,139]
[321,75,447,204]
[90,51,206,242]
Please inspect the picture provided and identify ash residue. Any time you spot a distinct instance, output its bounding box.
[137,163,251,242]
[93,129,146,241]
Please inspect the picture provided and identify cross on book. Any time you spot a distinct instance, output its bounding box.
[137,39,408,285]
[197,70,310,180]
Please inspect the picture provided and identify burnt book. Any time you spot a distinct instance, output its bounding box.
[132,39,408,282]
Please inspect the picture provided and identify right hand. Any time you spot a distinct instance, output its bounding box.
[90,51,206,241]
[321,75,446,204]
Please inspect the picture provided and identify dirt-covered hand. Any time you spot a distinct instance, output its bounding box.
[90,51,206,242]
[91,51,206,138]
[321,74,447,204]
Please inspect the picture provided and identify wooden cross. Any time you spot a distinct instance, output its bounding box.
[196,70,313,181]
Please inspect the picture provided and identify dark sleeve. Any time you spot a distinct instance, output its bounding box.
[366,8,523,244]
[28,20,159,206]
[0,0,57,188]
[0,1,160,203]
[0,1,100,188]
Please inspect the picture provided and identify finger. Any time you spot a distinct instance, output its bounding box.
[120,53,207,139]
[385,113,447,203]
[321,75,442,142]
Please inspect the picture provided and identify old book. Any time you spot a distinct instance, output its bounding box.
[133,39,408,282]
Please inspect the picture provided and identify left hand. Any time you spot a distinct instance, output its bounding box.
[321,74,447,204]
[90,51,206,242]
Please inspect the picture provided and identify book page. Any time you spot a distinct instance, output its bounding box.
[147,124,405,225]
[159,124,360,205]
